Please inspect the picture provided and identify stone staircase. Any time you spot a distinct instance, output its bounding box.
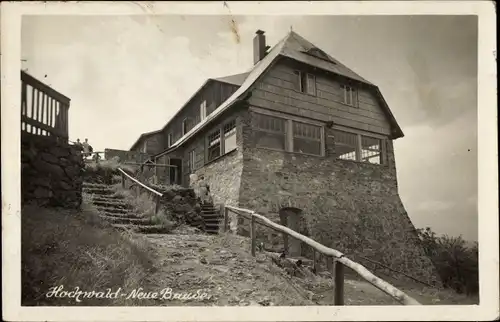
[83,182,171,234]
[200,203,223,234]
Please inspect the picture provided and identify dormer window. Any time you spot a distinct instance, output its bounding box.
[293,70,316,96]
[341,84,357,107]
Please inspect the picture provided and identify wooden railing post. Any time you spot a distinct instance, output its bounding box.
[334,260,345,305]
[222,205,228,232]
[250,215,256,257]
[155,194,161,214]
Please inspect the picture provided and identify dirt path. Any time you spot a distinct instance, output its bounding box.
[127,227,477,307]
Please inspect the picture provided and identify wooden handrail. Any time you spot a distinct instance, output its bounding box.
[117,168,163,197]
[224,205,421,306]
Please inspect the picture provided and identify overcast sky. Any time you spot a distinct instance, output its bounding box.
[21,15,478,241]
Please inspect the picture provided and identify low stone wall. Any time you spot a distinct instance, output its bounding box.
[21,133,84,209]
[149,184,203,227]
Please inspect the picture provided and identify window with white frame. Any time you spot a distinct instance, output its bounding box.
[341,85,357,106]
[223,120,237,153]
[253,113,286,150]
[200,100,207,121]
[252,112,324,156]
[293,70,316,96]
[188,150,196,173]
[293,121,322,155]
[207,128,221,162]
[333,129,384,164]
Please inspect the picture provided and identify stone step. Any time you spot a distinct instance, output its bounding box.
[92,194,125,201]
[95,206,129,214]
[92,200,132,209]
[83,182,113,189]
[204,218,221,224]
[100,215,155,225]
[99,211,143,219]
[83,188,116,196]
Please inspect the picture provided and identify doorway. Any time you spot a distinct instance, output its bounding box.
[279,207,303,257]
[169,158,182,185]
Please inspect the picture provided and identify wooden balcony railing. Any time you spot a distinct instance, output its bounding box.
[20,71,70,140]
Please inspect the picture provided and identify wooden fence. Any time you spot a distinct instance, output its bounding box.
[223,205,421,306]
[118,167,163,215]
[20,70,70,140]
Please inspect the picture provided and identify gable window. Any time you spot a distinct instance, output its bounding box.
[253,113,286,150]
[167,133,172,148]
[207,129,221,162]
[293,121,322,156]
[333,129,384,165]
[252,112,325,156]
[188,150,196,173]
[223,120,237,153]
[200,100,207,121]
[293,70,316,96]
[341,85,357,106]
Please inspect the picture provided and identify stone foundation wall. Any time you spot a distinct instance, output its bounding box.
[21,133,84,209]
[233,110,442,286]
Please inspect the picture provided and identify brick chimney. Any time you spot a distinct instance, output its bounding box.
[253,30,266,65]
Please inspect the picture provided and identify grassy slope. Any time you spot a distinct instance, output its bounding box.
[21,202,158,306]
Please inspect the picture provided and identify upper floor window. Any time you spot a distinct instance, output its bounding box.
[333,129,384,165]
[188,150,196,173]
[252,112,324,157]
[167,133,172,148]
[293,121,322,155]
[341,84,357,107]
[206,119,238,163]
[182,118,188,135]
[253,113,287,151]
[207,128,221,162]
[293,70,316,96]
[200,100,207,121]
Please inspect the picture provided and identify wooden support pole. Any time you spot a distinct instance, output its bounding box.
[250,215,256,257]
[155,194,161,214]
[222,205,228,232]
[334,260,345,305]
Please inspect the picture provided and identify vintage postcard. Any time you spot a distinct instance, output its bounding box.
[1,1,498,321]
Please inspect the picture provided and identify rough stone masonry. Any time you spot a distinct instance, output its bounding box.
[21,133,84,209]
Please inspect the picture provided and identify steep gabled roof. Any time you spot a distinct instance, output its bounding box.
[129,129,162,150]
[214,72,250,86]
[148,30,404,157]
